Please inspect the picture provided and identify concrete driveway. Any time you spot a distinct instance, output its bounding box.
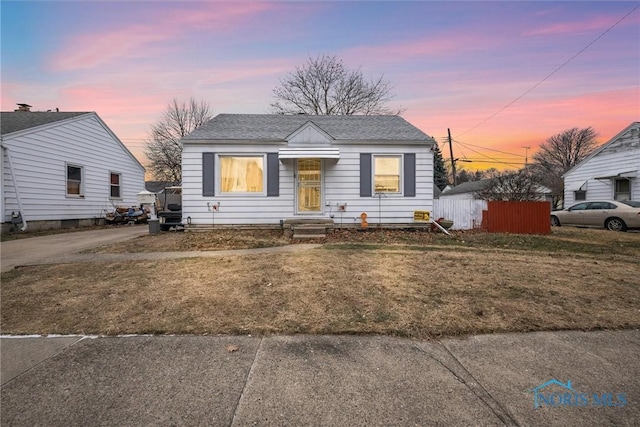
[0,226,148,272]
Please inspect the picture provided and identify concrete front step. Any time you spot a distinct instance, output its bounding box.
[292,234,326,240]
[284,219,334,239]
[293,226,327,235]
[291,224,331,239]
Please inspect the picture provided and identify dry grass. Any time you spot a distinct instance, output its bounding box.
[85,228,290,253]
[2,227,639,338]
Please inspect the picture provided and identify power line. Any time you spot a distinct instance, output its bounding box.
[455,139,510,164]
[453,138,525,158]
[463,160,527,166]
[456,4,640,138]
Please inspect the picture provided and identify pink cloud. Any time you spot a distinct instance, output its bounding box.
[523,11,639,36]
[49,2,275,71]
[341,31,499,67]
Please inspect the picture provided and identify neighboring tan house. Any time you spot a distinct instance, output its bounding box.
[1,104,145,232]
[180,113,435,227]
[563,122,640,206]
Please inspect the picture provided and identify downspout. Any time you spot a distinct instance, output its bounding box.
[1,141,28,231]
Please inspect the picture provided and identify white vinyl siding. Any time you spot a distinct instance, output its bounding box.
[182,142,433,226]
[1,114,145,223]
[563,124,639,207]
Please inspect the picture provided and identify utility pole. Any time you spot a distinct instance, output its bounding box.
[448,128,457,186]
[522,146,531,166]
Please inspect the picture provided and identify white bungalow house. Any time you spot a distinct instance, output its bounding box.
[181,114,435,228]
[1,105,146,232]
[563,122,639,206]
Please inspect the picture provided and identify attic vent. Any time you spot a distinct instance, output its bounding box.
[15,103,32,112]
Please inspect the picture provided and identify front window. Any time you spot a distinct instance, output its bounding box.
[614,179,630,201]
[66,164,83,196]
[374,155,401,193]
[574,190,586,201]
[110,173,121,198]
[220,156,264,193]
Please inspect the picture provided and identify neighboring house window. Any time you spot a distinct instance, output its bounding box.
[66,164,83,196]
[110,172,122,199]
[220,156,264,193]
[614,179,630,201]
[574,190,586,201]
[374,155,401,193]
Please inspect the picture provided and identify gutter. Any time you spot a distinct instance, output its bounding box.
[0,140,27,231]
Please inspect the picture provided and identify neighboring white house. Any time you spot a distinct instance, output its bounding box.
[440,177,552,202]
[563,122,640,207]
[1,105,146,232]
[439,180,492,200]
[181,114,435,227]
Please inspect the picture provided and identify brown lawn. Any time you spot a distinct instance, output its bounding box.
[1,227,639,338]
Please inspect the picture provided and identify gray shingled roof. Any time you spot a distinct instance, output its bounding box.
[441,179,492,196]
[1,111,92,135]
[183,114,433,141]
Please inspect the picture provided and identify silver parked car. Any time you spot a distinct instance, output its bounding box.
[551,200,640,231]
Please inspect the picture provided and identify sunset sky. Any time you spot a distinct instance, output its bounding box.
[2,1,638,173]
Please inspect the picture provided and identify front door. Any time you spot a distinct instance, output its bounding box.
[296,159,322,214]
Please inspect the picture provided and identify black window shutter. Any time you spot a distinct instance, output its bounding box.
[202,152,215,197]
[360,153,372,197]
[404,153,416,197]
[267,153,279,197]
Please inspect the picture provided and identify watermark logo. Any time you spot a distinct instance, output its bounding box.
[528,379,627,409]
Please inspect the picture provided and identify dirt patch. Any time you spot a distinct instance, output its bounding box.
[2,227,638,338]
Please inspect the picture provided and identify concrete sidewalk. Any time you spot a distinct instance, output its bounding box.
[1,331,638,426]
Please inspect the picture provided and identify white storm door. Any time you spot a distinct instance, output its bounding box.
[296,159,322,214]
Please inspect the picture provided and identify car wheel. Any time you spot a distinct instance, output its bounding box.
[605,217,627,232]
[550,216,561,227]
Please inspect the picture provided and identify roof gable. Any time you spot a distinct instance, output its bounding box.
[182,113,433,142]
[1,111,145,172]
[286,121,334,144]
[564,122,640,177]
[0,111,92,135]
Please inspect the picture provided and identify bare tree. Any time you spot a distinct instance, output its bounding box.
[271,55,402,115]
[475,169,544,201]
[532,127,599,206]
[145,98,214,182]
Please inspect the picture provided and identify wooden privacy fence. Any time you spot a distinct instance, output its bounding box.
[433,199,487,230]
[482,201,551,234]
